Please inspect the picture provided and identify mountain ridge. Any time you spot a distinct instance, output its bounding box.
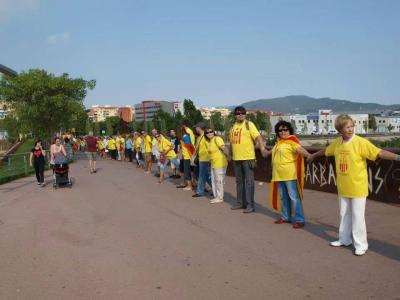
[237,95,400,114]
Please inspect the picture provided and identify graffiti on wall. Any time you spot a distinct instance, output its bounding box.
[305,158,400,203]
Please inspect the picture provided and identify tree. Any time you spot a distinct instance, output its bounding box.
[255,111,267,131]
[183,99,204,127]
[0,69,95,140]
[368,114,377,133]
[0,115,21,143]
[105,116,121,135]
[210,112,224,132]
[387,124,394,133]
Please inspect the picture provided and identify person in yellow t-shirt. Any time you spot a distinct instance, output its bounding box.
[205,128,228,204]
[141,130,153,172]
[118,135,125,161]
[156,134,180,184]
[229,106,268,213]
[107,136,117,160]
[264,120,311,228]
[309,114,400,256]
[192,122,212,198]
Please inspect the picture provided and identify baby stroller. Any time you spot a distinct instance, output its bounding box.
[53,156,73,188]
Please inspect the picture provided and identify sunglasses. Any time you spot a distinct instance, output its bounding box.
[205,131,214,134]
[235,112,245,116]
[278,128,289,133]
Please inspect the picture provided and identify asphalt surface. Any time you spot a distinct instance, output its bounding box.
[1,159,399,300]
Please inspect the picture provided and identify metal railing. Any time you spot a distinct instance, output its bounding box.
[0,151,51,184]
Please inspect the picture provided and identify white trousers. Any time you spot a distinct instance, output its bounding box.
[211,167,226,200]
[338,196,368,251]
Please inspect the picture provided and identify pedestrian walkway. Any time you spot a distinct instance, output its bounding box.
[0,159,399,300]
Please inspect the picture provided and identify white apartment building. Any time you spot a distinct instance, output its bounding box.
[375,116,400,133]
[270,111,369,135]
[198,107,230,120]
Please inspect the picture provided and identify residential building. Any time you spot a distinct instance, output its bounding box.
[134,100,182,122]
[0,64,17,120]
[87,105,119,122]
[375,116,400,133]
[198,107,231,120]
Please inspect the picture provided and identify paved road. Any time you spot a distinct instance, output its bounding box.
[1,159,399,300]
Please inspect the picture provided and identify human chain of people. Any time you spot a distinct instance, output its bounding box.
[29,106,400,257]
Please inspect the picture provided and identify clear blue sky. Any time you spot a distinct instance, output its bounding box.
[1,0,399,107]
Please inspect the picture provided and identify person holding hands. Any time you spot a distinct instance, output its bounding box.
[308,114,400,255]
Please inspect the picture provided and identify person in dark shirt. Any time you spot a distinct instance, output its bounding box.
[85,131,98,174]
[29,139,46,186]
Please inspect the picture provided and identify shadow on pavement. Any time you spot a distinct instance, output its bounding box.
[224,191,400,262]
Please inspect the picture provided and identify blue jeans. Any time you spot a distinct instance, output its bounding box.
[233,160,255,209]
[196,161,211,195]
[278,180,305,223]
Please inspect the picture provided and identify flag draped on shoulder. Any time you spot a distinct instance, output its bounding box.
[269,135,305,211]
[182,134,195,158]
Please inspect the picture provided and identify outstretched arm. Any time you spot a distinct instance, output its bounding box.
[378,150,400,161]
[296,146,312,159]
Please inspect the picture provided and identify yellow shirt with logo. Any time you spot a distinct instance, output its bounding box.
[144,135,152,153]
[325,135,381,198]
[159,137,177,159]
[196,133,210,162]
[229,121,260,161]
[181,127,195,160]
[208,136,227,169]
[107,139,116,150]
[271,140,301,181]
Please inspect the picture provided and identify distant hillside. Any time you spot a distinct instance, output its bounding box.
[239,95,400,114]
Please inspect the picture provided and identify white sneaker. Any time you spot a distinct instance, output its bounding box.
[354,249,367,256]
[183,186,192,191]
[210,198,223,204]
[330,240,352,247]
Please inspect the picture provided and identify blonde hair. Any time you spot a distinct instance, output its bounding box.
[334,114,355,132]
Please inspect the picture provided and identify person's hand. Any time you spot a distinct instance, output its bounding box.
[261,148,270,158]
[307,154,315,163]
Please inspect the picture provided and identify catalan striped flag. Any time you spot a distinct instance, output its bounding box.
[182,134,195,158]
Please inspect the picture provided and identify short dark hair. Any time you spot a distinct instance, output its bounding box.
[274,120,294,136]
[234,106,246,114]
[34,139,41,147]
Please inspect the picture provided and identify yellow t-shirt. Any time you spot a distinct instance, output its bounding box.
[107,139,116,150]
[208,136,227,169]
[271,140,301,181]
[325,135,381,198]
[119,137,125,149]
[196,133,210,162]
[144,135,152,153]
[135,137,142,151]
[97,140,104,150]
[159,137,177,159]
[229,121,260,161]
[181,127,195,160]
